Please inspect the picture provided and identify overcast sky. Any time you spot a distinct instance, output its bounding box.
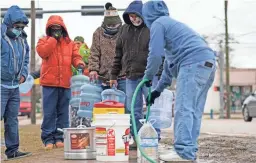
[1,0,256,68]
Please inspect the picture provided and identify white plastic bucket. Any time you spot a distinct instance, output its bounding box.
[93,114,130,162]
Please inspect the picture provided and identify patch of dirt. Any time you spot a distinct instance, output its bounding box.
[1,125,137,163]
[161,134,256,163]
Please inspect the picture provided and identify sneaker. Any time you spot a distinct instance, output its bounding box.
[7,151,31,160]
[44,143,54,150]
[159,150,194,162]
[55,141,64,148]
[158,144,174,155]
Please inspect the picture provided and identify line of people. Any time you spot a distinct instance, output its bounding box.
[1,0,216,162]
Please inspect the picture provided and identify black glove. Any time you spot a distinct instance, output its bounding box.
[144,80,152,87]
[146,90,161,106]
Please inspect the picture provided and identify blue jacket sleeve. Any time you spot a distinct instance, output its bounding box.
[21,39,30,80]
[155,59,173,92]
[143,22,165,81]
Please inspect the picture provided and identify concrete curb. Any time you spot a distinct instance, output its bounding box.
[202,132,256,137]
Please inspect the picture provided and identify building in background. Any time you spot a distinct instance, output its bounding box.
[205,68,256,113]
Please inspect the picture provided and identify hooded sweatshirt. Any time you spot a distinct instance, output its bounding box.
[142,0,216,92]
[36,15,84,88]
[1,5,30,89]
[110,0,150,80]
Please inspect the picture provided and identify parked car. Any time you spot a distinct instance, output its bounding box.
[19,91,31,118]
[242,90,256,122]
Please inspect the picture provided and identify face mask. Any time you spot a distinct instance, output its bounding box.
[103,24,121,35]
[129,16,143,26]
[6,28,22,38]
[51,29,62,39]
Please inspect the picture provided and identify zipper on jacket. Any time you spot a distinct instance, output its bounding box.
[17,38,27,78]
[57,41,61,85]
[4,34,18,86]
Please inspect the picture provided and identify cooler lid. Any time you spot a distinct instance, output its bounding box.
[94,100,124,108]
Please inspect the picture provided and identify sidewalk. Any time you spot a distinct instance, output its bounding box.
[19,114,256,136]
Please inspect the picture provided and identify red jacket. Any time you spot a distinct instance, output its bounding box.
[36,15,85,88]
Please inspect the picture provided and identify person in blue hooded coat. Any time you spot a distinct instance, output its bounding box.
[1,5,31,160]
[110,0,161,149]
[142,0,216,162]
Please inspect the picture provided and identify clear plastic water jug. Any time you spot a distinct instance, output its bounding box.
[70,69,89,98]
[71,83,84,98]
[137,119,158,163]
[101,86,126,104]
[148,89,174,129]
[19,75,34,94]
[77,82,102,118]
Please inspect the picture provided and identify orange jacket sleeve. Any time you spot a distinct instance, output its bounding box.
[72,42,85,68]
[36,37,58,59]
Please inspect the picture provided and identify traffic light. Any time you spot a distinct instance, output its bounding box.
[81,6,105,16]
[0,8,43,19]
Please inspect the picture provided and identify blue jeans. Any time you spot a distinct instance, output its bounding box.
[41,86,71,145]
[174,60,216,160]
[126,78,161,139]
[1,87,20,156]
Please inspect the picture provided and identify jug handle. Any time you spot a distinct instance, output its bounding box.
[111,84,116,89]
[139,119,146,125]
[77,69,83,75]
[149,119,157,125]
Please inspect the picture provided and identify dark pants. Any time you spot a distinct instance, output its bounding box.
[41,86,71,145]
[1,87,20,156]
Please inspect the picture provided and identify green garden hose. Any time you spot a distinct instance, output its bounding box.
[131,79,157,163]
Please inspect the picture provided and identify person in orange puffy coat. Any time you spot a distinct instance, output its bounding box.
[36,15,85,150]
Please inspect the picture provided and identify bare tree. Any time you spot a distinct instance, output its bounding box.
[203,33,239,66]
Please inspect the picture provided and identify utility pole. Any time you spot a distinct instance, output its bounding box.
[218,41,225,119]
[30,0,36,124]
[224,0,231,119]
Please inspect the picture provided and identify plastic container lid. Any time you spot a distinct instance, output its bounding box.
[94,100,124,108]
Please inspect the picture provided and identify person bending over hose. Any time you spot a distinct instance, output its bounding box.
[142,1,216,162]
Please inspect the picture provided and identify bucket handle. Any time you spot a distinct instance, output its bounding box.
[77,125,87,129]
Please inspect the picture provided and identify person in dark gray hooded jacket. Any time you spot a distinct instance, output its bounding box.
[110,0,161,149]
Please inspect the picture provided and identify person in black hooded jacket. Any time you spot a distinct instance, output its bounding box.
[110,0,161,149]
